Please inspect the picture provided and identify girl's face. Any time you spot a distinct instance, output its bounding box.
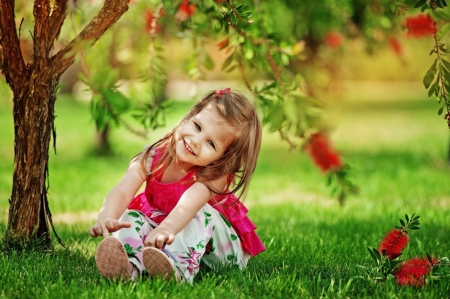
[175,104,235,170]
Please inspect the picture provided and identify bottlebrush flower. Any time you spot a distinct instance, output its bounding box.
[395,257,436,287]
[404,14,437,38]
[144,9,164,33]
[323,31,343,49]
[304,133,342,172]
[388,37,403,57]
[175,0,197,22]
[378,229,409,260]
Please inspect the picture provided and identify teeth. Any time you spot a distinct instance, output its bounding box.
[184,139,194,154]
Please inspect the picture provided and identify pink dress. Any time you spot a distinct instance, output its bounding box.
[128,149,265,257]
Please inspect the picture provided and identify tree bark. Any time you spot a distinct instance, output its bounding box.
[7,77,58,249]
[96,124,112,156]
[0,0,130,249]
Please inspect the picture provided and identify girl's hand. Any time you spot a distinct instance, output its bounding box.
[88,218,132,238]
[144,227,175,249]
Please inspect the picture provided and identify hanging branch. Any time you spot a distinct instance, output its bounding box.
[430,20,450,127]
[148,3,165,107]
[414,0,450,128]
[50,0,130,77]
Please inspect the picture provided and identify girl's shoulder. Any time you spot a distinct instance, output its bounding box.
[133,146,161,176]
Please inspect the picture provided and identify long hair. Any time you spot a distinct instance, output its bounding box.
[137,90,262,200]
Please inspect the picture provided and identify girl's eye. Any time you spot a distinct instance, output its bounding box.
[208,140,216,149]
[194,122,201,131]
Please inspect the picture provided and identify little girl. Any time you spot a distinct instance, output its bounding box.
[88,88,265,283]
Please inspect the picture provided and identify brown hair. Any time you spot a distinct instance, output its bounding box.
[137,89,262,200]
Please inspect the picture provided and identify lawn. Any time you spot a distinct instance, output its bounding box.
[0,81,449,298]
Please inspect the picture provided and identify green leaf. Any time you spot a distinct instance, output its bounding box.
[225,65,237,73]
[405,214,409,222]
[221,53,235,71]
[423,59,438,89]
[439,44,449,54]
[101,89,131,113]
[367,247,379,263]
[399,218,406,227]
[438,105,445,115]
[203,53,216,71]
[438,24,450,40]
[433,79,440,97]
[428,81,437,97]
[441,59,450,71]
[265,104,285,132]
[414,0,427,7]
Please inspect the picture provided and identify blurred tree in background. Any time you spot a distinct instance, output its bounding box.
[1,0,449,249]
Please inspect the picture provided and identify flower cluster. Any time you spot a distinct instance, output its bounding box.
[378,228,409,260]
[362,214,449,288]
[144,9,164,33]
[323,31,344,49]
[304,133,342,172]
[404,14,437,38]
[395,257,437,287]
[175,0,197,22]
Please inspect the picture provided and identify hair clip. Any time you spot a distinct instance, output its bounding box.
[215,88,231,95]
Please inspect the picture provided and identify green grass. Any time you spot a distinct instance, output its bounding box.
[1,82,450,298]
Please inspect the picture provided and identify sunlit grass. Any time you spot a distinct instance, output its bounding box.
[1,81,449,298]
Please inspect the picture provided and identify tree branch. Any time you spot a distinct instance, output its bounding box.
[33,0,51,63]
[50,0,130,77]
[0,0,27,89]
[47,0,69,53]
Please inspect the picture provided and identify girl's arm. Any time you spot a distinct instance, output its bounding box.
[88,159,147,238]
[144,176,227,249]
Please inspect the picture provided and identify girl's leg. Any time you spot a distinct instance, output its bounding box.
[112,209,157,274]
[163,204,248,283]
[95,209,157,279]
[200,206,250,270]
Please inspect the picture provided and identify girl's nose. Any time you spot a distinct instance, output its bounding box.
[190,136,199,147]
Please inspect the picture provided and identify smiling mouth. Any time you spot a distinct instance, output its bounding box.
[184,139,196,155]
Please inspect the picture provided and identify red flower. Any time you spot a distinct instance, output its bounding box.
[217,37,230,49]
[395,257,436,287]
[323,31,343,49]
[378,229,409,260]
[175,0,197,22]
[143,9,164,33]
[404,14,437,38]
[304,133,342,172]
[388,37,403,57]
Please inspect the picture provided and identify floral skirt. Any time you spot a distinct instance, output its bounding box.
[113,204,250,283]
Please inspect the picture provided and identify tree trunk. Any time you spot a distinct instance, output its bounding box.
[0,0,130,250]
[6,78,58,249]
[96,124,112,156]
